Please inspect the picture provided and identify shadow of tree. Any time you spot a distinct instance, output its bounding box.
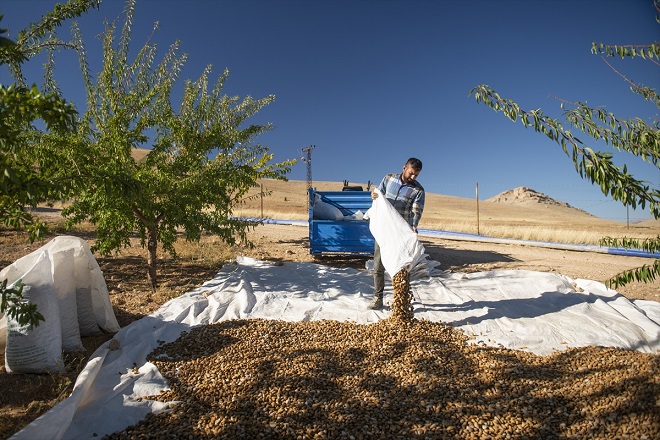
[96,254,221,328]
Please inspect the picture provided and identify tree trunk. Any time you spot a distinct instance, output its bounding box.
[147,227,158,288]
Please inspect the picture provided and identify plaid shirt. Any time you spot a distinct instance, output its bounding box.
[377,173,425,228]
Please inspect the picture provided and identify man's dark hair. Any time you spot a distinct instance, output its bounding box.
[406,157,422,171]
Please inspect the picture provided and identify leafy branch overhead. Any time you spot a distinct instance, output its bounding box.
[600,236,660,289]
[469,86,659,218]
[6,0,101,87]
[470,0,660,287]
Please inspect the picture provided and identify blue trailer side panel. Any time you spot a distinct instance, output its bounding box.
[309,189,375,255]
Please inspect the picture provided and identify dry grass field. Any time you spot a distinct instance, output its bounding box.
[133,146,658,243]
[238,178,659,245]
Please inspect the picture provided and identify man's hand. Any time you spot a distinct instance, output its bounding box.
[371,191,379,200]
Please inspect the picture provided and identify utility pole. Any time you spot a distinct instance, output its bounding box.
[476,181,480,236]
[302,145,315,207]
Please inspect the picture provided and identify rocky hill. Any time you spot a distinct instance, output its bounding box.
[487,187,592,215]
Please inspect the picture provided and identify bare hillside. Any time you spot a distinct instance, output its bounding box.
[131,147,149,162]
[488,186,591,215]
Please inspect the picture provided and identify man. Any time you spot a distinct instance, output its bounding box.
[369,157,425,310]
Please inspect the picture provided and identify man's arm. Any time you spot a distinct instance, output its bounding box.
[411,190,425,232]
[372,176,389,199]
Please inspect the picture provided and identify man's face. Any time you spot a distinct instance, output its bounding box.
[401,164,420,184]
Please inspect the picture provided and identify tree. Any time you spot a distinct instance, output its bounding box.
[470,0,659,288]
[36,0,294,287]
[0,1,100,328]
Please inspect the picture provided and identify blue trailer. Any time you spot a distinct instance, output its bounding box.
[308,188,375,255]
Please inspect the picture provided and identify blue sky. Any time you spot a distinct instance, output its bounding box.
[3,0,659,221]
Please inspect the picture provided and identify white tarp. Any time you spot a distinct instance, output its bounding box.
[10,255,660,439]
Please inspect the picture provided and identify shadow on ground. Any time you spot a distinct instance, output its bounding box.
[420,240,518,271]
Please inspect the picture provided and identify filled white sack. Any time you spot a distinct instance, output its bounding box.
[50,248,84,352]
[73,247,100,336]
[0,236,120,345]
[42,236,120,335]
[4,251,64,374]
[313,193,344,220]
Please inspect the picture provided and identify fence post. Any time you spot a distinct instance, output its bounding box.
[476,181,480,236]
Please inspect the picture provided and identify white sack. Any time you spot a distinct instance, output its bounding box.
[51,249,84,352]
[44,236,119,335]
[313,194,344,220]
[4,251,64,374]
[74,256,101,336]
[0,236,120,360]
[0,315,5,354]
[366,188,425,276]
[1,250,42,359]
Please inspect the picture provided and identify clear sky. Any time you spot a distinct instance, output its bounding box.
[3,0,659,222]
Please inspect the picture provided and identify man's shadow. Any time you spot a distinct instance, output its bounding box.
[420,240,518,271]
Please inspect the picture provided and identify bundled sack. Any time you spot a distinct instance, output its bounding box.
[312,193,344,220]
[0,236,120,369]
[44,236,119,336]
[74,255,101,337]
[4,252,64,374]
[366,188,426,277]
[51,248,84,351]
[1,245,83,352]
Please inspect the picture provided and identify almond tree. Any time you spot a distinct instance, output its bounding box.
[470,0,659,288]
[42,0,294,287]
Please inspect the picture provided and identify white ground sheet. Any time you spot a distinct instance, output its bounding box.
[12,256,660,440]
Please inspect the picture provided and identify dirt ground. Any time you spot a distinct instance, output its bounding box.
[0,222,658,439]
